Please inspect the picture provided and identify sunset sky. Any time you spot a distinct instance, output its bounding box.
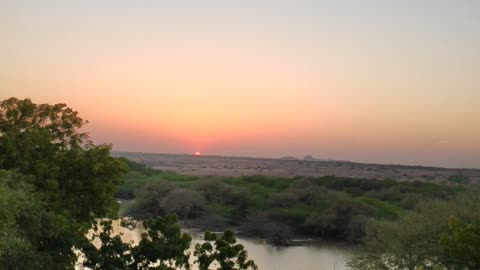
[1,1,479,168]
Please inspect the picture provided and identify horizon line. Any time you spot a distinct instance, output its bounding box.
[112,150,480,171]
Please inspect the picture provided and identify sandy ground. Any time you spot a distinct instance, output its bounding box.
[113,152,480,184]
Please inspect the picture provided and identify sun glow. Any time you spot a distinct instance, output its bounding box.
[194,152,201,156]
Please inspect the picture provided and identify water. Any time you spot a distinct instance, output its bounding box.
[102,221,354,270]
[218,238,354,270]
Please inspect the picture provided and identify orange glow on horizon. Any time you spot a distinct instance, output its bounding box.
[2,1,479,168]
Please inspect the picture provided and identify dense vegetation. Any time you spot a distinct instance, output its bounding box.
[119,162,480,269]
[349,189,480,269]
[0,98,256,270]
[118,160,463,244]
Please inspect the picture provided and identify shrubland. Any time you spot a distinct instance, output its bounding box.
[118,160,463,244]
[120,161,480,269]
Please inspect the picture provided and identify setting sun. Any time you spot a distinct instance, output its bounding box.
[1,1,480,269]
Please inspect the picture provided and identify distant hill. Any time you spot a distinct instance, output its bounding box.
[303,155,328,161]
[303,155,351,163]
[280,156,300,160]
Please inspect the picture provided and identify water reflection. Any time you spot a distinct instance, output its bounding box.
[203,237,354,270]
[106,221,354,270]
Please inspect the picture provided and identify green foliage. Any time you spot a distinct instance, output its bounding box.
[195,230,257,270]
[80,220,133,270]
[302,198,374,241]
[447,175,470,185]
[81,215,192,270]
[124,159,159,176]
[57,145,127,221]
[240,215,293,246]
[0,97,128,269]
[117,170,197,199]
[127,181,205,219]
[348,189,480,270]
[158,188,206,219]
[439,217,480,269]
[121,162,460,244]
[0,97,127,224]
[0,170,76,270]
[80,215,256,270]
[359,197,404,219]
[134,215,192,270]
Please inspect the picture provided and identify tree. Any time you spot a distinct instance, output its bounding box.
[240,214,293,245]
[133,215,192,270]
[439,217,480,269]
[0,97,256,270]
[348,212,442,270]
[80,220,133,270]
[81,215,192,270]
[80,215,257,270]
[130,182,206,220]
[0,97,126,225]
[304,198,374,241]
[160,188,206,219]
[348,190,480,270]
[195,230,257,270]
[0,170,75,270]
[194,179,232,203]
[0,98,126,268]
[131,181,177,218]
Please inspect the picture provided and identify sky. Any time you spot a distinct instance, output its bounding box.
[1,0,479,168]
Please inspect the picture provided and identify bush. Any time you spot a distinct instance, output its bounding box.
[128,181,176,218]
[194,179,232,202]
[304,199,374,241]
[267,192,298,208]
[289,179,316,204]
[349,189,480,269]
[448,175,470,185]
[120,160,462,245]
[160,188,206,219]
[240,215,293,245]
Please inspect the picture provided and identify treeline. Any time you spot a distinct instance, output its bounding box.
[118,160,463,245]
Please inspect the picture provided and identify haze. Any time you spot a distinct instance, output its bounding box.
[1,1,479,168]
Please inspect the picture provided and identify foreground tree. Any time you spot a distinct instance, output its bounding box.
[0,97,256,270]
[81,215,192,270]
[0,170,75,269]
[0,97,125,269]
[195,230,257,270]
[0,97,126,224]
[80,215,257,270]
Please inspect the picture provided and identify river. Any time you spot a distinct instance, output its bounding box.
[219,238,354,270]
[91,221,355,270]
